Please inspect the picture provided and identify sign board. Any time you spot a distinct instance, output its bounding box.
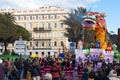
[14,40,27,55]
[89,48,114,63]
[75,49,86,62]
[69,42,75,54]
[103,50,114,63]
[90,48,103,56]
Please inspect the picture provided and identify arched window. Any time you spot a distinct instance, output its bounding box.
[30,42,32,46]
[42,42,44,47]
[42,52,44,56]
[61,41,64,46]
[48,41,51,47]
[54,41,57,46]
[48,52,50,56]
[36,41,38,47]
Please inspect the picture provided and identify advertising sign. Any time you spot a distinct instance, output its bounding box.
[14,40,27,55]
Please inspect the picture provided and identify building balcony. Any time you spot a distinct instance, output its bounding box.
[33,47,51,50]
[33,27,51,32]
[34,37,51,40]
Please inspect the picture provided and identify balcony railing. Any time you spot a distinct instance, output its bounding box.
[34,37,51,40]
[33,47,51,50]
[33,27,51,32]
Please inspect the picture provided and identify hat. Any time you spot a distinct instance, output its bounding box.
[44,73,52,80]
[108,70,117,77]
[0,59,3,63]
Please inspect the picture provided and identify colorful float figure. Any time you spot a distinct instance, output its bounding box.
[83,12,107,49]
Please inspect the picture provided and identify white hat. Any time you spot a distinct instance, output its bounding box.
[0,59,3,63]
[108,70,117,77]
[44,73,52,80]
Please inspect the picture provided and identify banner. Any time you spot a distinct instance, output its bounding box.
[75,49,86,62]
[103,50,114,63]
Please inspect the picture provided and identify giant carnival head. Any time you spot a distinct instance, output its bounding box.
[83,12,107,30]
[82,12,108,49]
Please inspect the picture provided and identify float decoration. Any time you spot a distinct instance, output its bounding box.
[83,12,107,49]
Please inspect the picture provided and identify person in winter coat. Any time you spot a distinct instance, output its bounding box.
[31,59,41,80]
[108,70,120,80]
[94,68,109,80]
[8,62,18,80]
[14,58,23,80]
[77,62,83,80]
[50,62,61,80]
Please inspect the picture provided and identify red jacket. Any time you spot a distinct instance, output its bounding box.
[51,65,61,78]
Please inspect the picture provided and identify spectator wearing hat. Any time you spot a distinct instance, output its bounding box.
[108,70,120,80]
[44,73,52,80]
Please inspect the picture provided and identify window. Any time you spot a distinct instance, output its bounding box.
[35,33,39,39]
[30,33,32,38]
[54,41,57,46]
[30,16,32,20]
[61,41,64,46]
[32,16,36,20]
[36,52,38,54]
[48,41,51,47]
[42,15,44,19]
[24,16,26,20]
[44,15,47,19]
[61,23,64,28]
[42,42,44,47]
[41,33,44,39]
[51,15,53,19]
[54,15,57,19]
[54,23,57,28]
[53,31,57,38]
[30,52,32,55]
[29,23,32,29]
[30,42,32,46]
[48,23,51,29]
[60,31,64,37]
[48,15,50,19]
[48,52,50,56]
[14,16,17,20]
[26,16,30,20]
[36,41,38,47]
[36,15,38,20]
[47,33,50,39]
[42,52,44,55]
[20,16,24,20]
[23,23,26,28]
[18,16,20,20]
[40,22,44,28]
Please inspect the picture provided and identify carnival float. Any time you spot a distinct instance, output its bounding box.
[74,12,120,63]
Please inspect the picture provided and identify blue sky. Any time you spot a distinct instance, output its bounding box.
[0,0,119,34]
[90,0,120,34]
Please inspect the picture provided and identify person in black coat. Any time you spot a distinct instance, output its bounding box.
[31,59,41,80]
[94,68,110,80]
[23,59,31,79]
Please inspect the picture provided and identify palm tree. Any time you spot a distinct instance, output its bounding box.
[0,13,17,53]
[4,12,16,23]
[62,7,87,42]
[62,7,96,49]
